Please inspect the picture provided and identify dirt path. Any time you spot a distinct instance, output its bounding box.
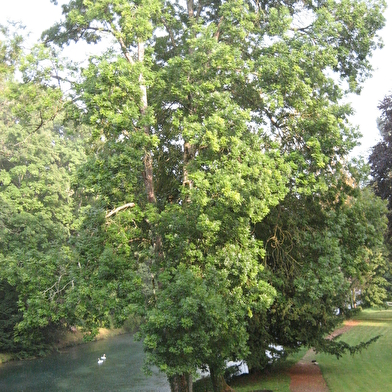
[289,320,360,392]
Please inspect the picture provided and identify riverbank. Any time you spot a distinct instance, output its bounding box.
[0,327,126,365]
[0,333,170,392]
[53,327,127,350]
[0,353,13,364]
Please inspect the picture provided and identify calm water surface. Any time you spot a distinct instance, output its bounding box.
[0,334,170,392]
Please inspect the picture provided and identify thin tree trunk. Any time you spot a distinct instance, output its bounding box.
[183,0,195,194]
[187,0,194,18]
[117,37,156,204]
[183,141,194,190]
[138,40,156,204]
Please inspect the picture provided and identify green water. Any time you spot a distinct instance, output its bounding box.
[0,334,169,391]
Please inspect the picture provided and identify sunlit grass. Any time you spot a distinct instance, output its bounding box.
[52,327,126,350]
[227,309,392,392]
[315,309,392,392]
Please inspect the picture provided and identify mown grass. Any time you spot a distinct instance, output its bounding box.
[194,348,307,392]
[315,309,392,392]
[229,370,291,392]
[229,349,307,392]
[198,309,392,392]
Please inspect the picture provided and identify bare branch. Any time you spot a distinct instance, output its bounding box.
[118,36,135,64]
[50,74,74,84]
[84,26,112,35]
[105,202,136,218]
[42,274,75,301]
[13,111,45,147]
[42,278,60,295]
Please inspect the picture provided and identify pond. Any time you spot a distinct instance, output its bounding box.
[0,334,170,392]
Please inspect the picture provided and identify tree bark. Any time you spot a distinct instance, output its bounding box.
[187,0,194,18]
[105,202,135,218]
[169,373,193,392]
[183,141,195,191]
[138,40,156,204]
[210,366,234,392]
[183,0,195,194]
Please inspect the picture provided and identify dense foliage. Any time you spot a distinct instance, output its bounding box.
[0,1,390,391]
[369,93,392,301]
[370,94,392,238]
[0,27,85,354]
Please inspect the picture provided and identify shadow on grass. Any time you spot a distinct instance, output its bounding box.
[195,311,392,392]
[194,349,307,392]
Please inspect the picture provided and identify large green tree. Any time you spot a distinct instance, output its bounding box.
[369,93,392,300]
[248,175,389,371]
[370,93,392,238]
[43,0,386,391]
[0,26,85,354]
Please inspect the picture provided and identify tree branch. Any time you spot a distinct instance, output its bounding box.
[13,111,46,147]
[214,16,224,41]
[161,17,177,49]
[117,36,135,64]
[105,202,136,218]
[50,74,74,84]
[196,2,203,19]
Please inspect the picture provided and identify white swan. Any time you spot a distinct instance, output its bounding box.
[98,358,103,364]
[101,354,106,360]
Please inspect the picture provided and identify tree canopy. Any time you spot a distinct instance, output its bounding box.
[0,26,85,354]
[0,1,390,391]
[370,93,392,236]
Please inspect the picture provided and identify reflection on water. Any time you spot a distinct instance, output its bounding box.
[0,334,170,392]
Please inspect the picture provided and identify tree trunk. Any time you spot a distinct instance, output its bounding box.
[352,288,357,309]
[118,38,156,204]
[138,40,156,204]
[210,366,234,392]
[169,373,193,392]
[187,0,194,18]
[183,0,195,195]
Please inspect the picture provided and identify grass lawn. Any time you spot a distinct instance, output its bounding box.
[229,369,292,392]
[229,349,307,392]
[198,309,392,392]
[314,309,392,392]
[195,348,305,392]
